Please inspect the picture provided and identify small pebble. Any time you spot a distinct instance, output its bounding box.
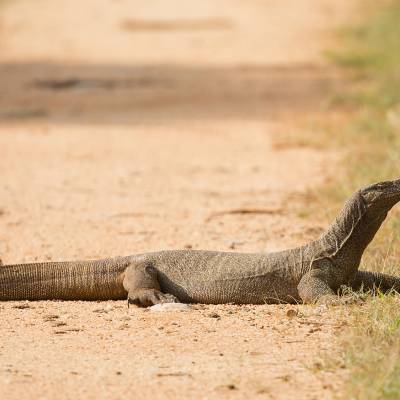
[13,302,32,310]
[286,309,298,318]
[43,314,60,321]
[150,303,190,312]
[52,321,67,327]
[93,307,106,313]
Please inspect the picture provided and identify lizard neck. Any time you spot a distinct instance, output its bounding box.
[306,190,388,275]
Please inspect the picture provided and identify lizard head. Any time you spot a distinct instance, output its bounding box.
[360,178,400,216]
[315,179,400,270]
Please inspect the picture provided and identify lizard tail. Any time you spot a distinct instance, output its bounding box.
[0,259,127,301]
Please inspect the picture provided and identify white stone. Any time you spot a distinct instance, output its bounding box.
[149,303,190,312]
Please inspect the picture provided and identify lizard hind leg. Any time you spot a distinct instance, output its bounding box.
[123,261,179,307]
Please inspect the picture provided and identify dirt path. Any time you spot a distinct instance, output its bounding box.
[0,1,354,399]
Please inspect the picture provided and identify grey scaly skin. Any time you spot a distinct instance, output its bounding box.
[1,179,400,306]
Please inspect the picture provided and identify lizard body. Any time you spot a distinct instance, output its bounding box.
[1,179,400,305]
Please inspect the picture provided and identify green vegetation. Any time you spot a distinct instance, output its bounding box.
[331,0,400,188]
[327,1,400,398]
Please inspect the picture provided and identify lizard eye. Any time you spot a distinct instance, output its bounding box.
[369,182,391,192]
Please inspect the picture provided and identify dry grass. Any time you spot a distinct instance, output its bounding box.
[322,1,400,398]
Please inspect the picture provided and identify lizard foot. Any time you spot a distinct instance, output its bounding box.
[128,289,179,307]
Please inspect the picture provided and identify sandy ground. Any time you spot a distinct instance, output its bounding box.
[0,0,355,399]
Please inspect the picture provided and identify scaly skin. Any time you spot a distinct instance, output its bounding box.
[1,179,400,305]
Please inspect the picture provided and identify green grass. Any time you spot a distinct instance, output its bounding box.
[327,2,400,185]
[325,1,400,398]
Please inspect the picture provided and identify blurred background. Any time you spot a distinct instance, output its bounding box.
[0,0,351,123]
[0,0,353,263]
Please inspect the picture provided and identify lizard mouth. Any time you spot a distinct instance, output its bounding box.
[387,179,400,196]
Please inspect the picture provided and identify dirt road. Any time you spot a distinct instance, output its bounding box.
[0,1,354,399]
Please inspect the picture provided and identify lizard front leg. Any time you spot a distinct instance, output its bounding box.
[123,261,179,307]
[297,269,354,305]
[349,270,400,294]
